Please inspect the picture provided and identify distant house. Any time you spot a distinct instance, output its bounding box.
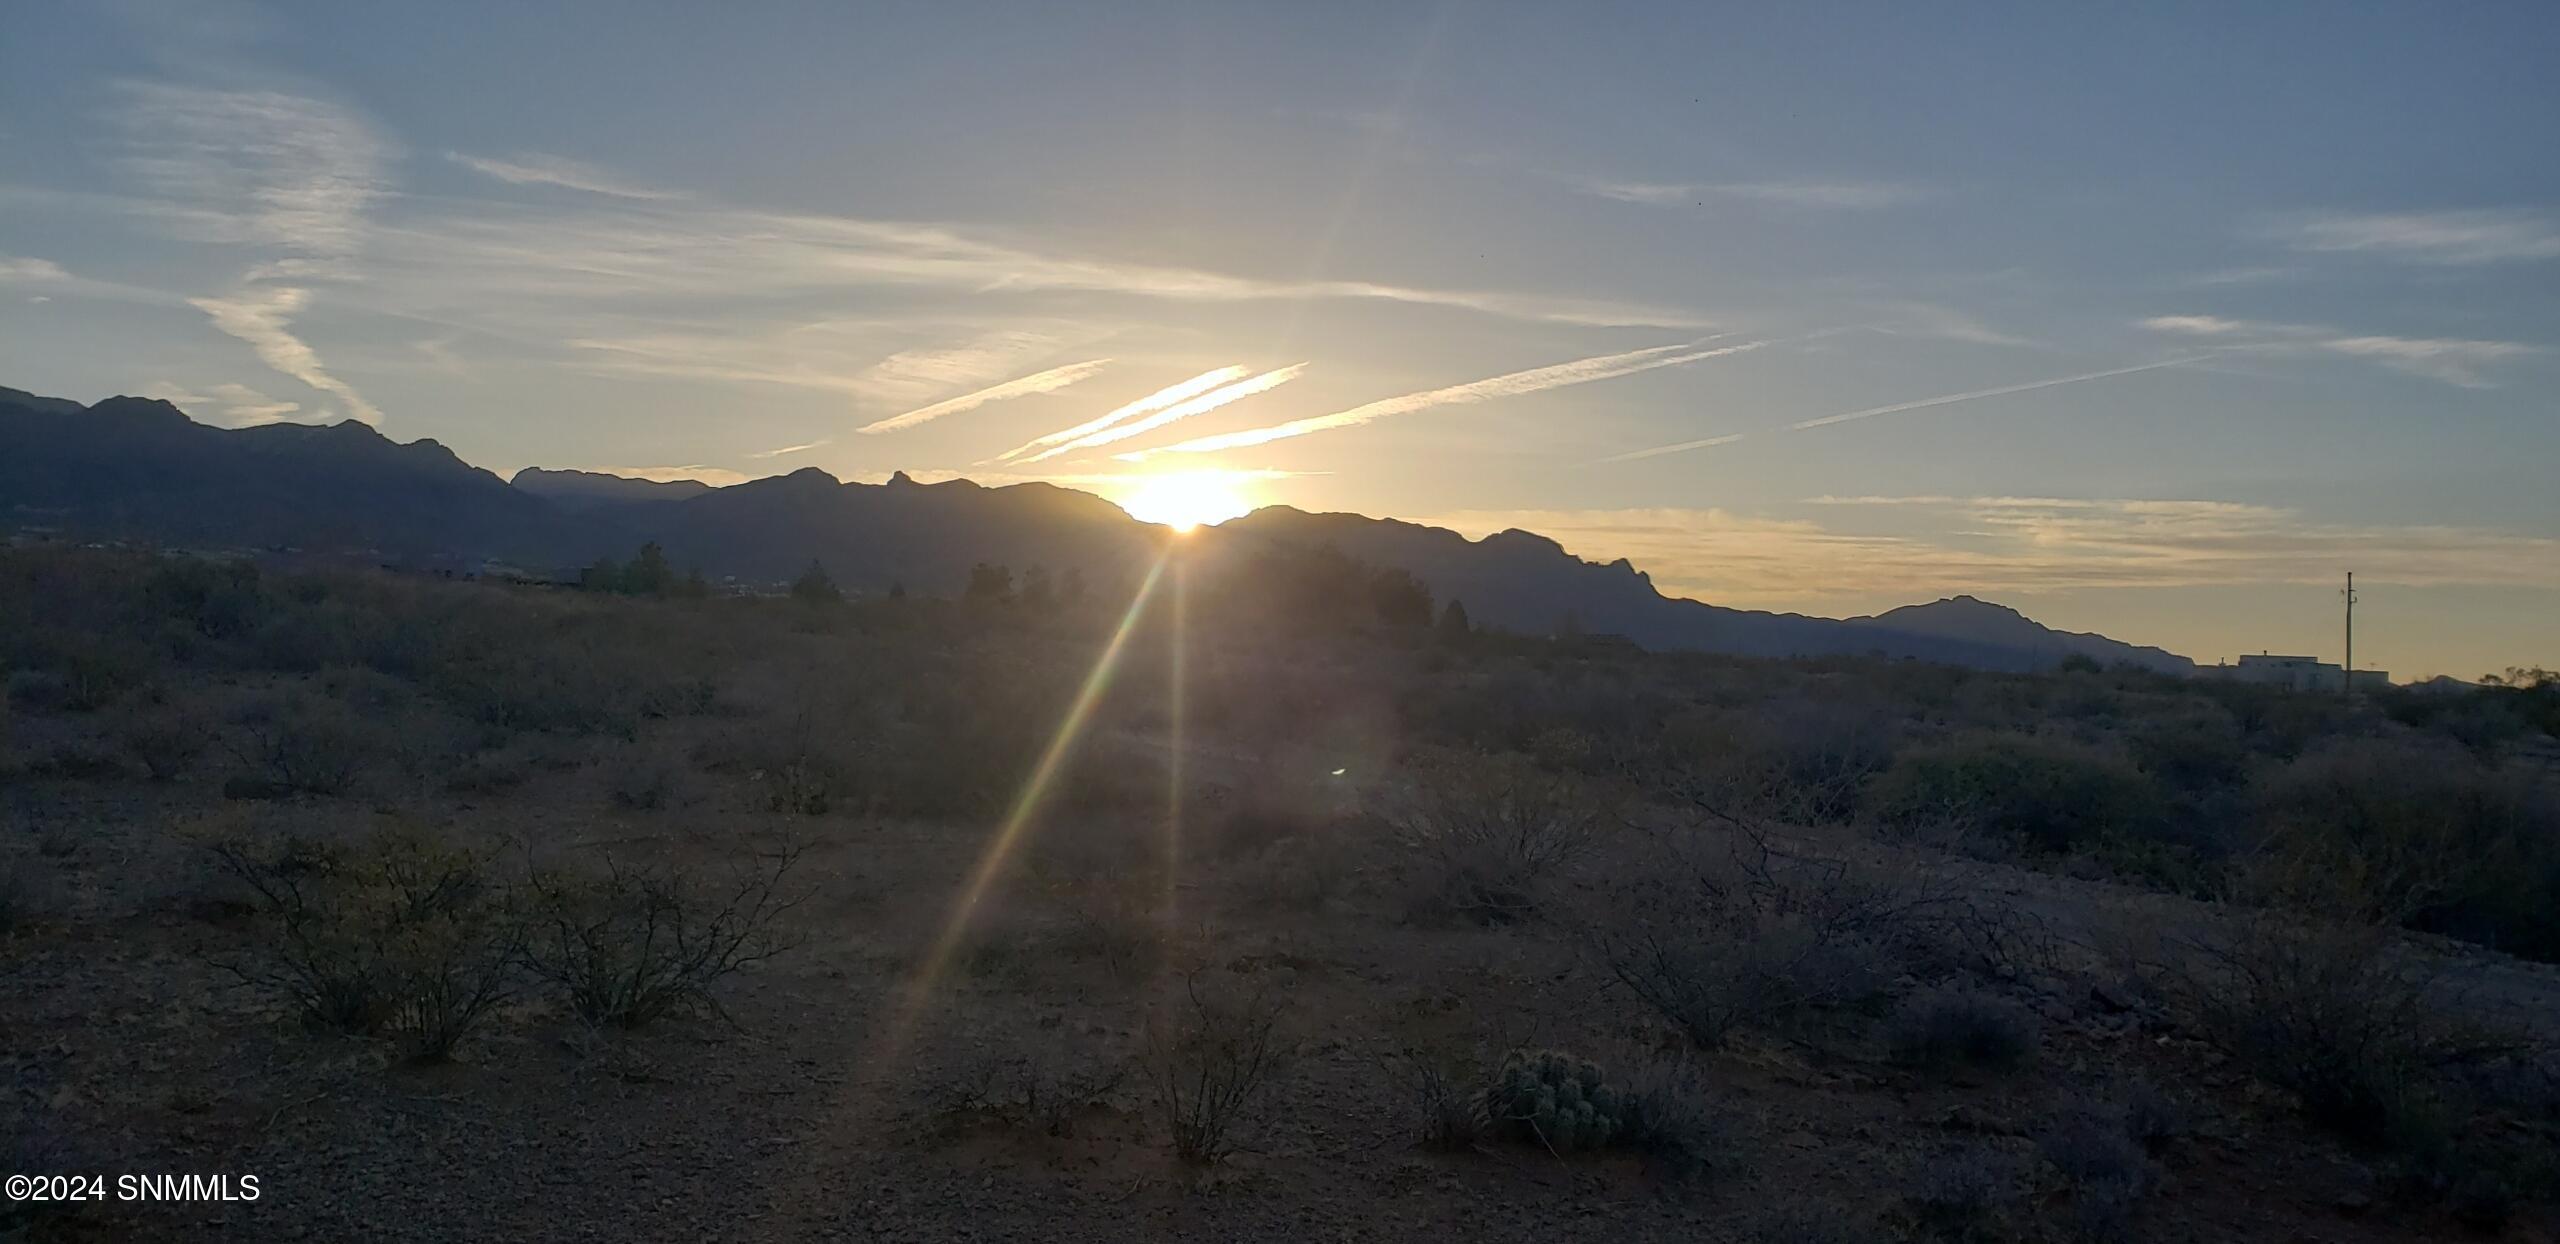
[2200,652,2388,692]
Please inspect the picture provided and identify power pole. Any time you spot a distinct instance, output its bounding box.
[2342,571,2356,697]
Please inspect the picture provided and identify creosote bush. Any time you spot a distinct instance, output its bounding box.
[1143,970,1290,1165]
[206,825,519,1061]
[1379,749,1606,924]
[520,844,803,1028]
[1869,734,2163,853]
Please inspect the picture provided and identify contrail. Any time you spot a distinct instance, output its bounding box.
[1128,337,1756,459]
[1789,355,2211,430]
[1594,353,2212,465]
[1022,364,1305,463]
[855,358,1112,434]
[988,365,1246,463]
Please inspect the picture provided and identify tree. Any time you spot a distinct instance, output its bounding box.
[965,562,1014,606]
[790,561,842,605]
[676,569,710,599]
[1370,567,1434,628]
[887,580,908,601]
[580,556,623,593]
[1019,564,1055,611]
[1438,599,1472,639]
[624,542,676,596]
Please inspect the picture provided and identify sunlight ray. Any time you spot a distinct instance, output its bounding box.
[879,552,1172,1057]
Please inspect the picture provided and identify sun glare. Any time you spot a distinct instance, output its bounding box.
[1114,471,1255,531]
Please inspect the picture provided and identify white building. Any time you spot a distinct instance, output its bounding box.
[2200,652,2388,691]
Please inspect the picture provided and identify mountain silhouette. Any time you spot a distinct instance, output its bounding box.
[0,385,2194,672]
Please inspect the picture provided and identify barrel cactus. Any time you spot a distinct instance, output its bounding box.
[1491,1050,1630,1153]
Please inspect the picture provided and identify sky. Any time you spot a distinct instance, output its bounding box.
[2,1,2554,679]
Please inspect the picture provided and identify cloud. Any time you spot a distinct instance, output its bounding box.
[1021,364,1305,463]
[1580,178,1931,209]
[2139,315,2536,387]
[2275,209,2560,265]
[843,330,1083,407]
[447,152,677,200]
[581,464,755,487]
[113,81,387,260]
[0,256,71,283]
[2318,336,2536,387]
[854,358,1114,434]
[187,285,385,425]
[1864,301,2031,348]
[990,366,1249,463]
[1424,496,2560,608]
[748,439,831,459]
[141,380,303,427]
[1131,339,1761,458]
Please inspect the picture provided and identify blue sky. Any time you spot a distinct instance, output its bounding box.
[3,1,2554,676]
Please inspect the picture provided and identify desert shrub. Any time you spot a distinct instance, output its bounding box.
[112,701,209,780]
[2252,738,2560,960]
[943,1043,1129,1139]
[519,844,802,1028]
[205,825,520,1060]
[1378,750,1606,923]
[229,691,388,796]
[1585,825,2027,1048]
[2176,916,2509,1150]
[2040,1099,2156,1240]
[1615,1054,1729,1181]
[442,750,527,795]
[1142,970,1289,1164]
[145,556,268,638]
[1869,734,2164,853]
[604,747,687,811]
[1904,1145,2024,1242]
[1886,987,2040,1073]
[1385,1043,1492,1151]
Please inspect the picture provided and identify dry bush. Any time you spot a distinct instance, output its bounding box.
[1903,1145,2025,1242]
[1143,970,1290,1164]
[941,1042,1130,1138]
[1584,818,2042,1049]
[2172,914,2514,1151]
[1868,733,2164,854]
[2039,1096,2160,1241]
[1384,1042,1494,1151]
[112,700,209,780]
[604,745,690,811]
[1745,1203,1881,1244]
[1886,987,2041,1073]
[519,843,803,1028]
[226,690,388,797]
[205,824,520,1061]
[1378,750,1609,924]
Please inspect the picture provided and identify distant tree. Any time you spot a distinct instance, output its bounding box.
[887,580,908,601]
[581,556,623,593]
[676,568,710,599]
[1019,564,1055,611]
[965,562,1014,606]
[791,561,842,605]
[1370,567,1434,628]
[624,542,676,596]
[1438,598,1472,639]
[2058,653,2103,674]
[1059,565,1087,609]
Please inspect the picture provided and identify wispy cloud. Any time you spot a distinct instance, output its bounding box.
[1022,364,1305,463]
[2273,208,2560,265]
[447,151,677,200]
[187,285,384,425]
[1425,497,2560,609]
[748,440,831,459]
[990,366,1249,463]
[113,81,387,261]
[1579,178,1931,209]
[1131,339,1760,458]
[854,358,1113,434]
[141,380,303,427]
[2140,314,2536,386]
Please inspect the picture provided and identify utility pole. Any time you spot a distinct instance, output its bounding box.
[2342,571,2356,697]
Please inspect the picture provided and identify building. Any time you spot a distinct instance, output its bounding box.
[2200,652,2389,691]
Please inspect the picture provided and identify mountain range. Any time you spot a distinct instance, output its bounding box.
[0,387,2196,674]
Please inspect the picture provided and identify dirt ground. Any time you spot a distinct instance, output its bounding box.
[9,721,2556,1244]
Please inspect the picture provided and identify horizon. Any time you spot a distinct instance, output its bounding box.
[4,2,2556,678]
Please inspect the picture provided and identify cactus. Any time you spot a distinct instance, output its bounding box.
[1491,1049,1633,1154]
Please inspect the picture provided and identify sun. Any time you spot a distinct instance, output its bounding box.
[1114,471,1256,532]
